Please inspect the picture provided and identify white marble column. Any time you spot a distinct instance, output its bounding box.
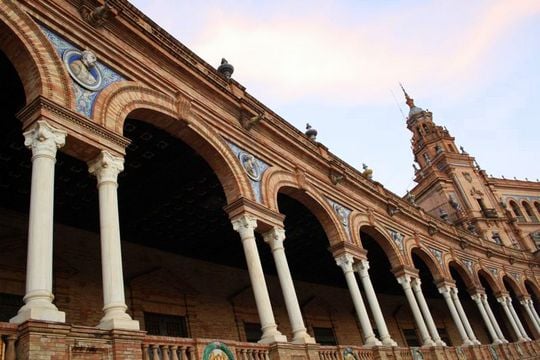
[438,285,472,345]
[355,260,397,346]
[497,295,527,341]
[397,275,435,346]
[263,228,315,344]
[10,121,66,324]
[521,299,540,336]
[450,287,480,345]
[232,215,287,343]
[411,278,445,346]
[506,297,531,341]
[471,294,502,344]
[482,294,508,343]
[336,254,381,347]
[89,151,139,330]
[526,299,540,330]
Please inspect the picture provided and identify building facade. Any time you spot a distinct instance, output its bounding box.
[0,1,540,359]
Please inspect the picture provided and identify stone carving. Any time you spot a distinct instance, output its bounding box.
[430,248,443,265]
[80,2,116,28]
[64,49,103,91]
[388,229,405,252]
[411,347,424,360]
[203,342,234,360]
[329,169,345,185]
[239,152,261,181]
[463,172,472,183]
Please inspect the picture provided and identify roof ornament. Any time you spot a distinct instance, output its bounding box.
[305,123,318,141]
[362,163,373,180]
[399,83,424,117]
[80,1,116,28]
[217,58,234,79]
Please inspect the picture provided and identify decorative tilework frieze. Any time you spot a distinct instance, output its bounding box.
[488,267,498,278]
[430,247,443,265]
[327,198,352,239]
[39,25,124,117]
[388,229,405,252]
[463,259,474,274]
[512,272,522,282]
[227,142,269,203]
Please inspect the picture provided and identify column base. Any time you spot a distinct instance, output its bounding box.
[10,303,65,324]
[97,317,140,330]
[462,339,474,346]
[472,339,481,345]
[364,336,383,348]
[291,332,316,344]
[421,339,437,347]
[434,339,446,346]
[258,332,288,344]
[492,339,504,345]
[381,336,398,346]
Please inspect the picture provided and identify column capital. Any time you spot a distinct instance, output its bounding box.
[23,120,67,158]
[396,274,412,287]
[231,214,258,238]
[411,277,422,288]
[438,284,452,295]
[335,253,354,273]
[88,151,124,184]
[263,227,286,251]
[496,296,509,305]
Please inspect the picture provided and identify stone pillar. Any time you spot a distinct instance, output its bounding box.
[263,227,315,344]
[336,254,381,347]
[497,295,527,341]
[438,285,472,345]
[355,260,397,346]
[10,121,66,324]
[450,287,480,345]
[506,297,531,341]
[482,294,508,343]
[521,299,540,336]
[232,215,287,343]
[411,278,445,346]
[471,294,502,344]
[89,151,139,330]
[527,299,540,329]
[397,275,436,346]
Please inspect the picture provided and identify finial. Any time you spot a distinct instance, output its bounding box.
[217,58,234,79]
[460,146,468,155]
[305,123,318,141]
[399,83,414,108]
[362,163,373,180]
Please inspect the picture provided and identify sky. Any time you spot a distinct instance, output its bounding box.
[130,0,540,196]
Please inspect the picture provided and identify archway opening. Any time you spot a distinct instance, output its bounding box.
[478,271,513,341]
[503,276,533,339]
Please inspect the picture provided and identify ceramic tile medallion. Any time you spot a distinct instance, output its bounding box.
[410,347,424,360]
[203,342,235,360]
[343,348,358,360]
[463,259,474,274]
[327,198,352,240]
[430,247,443,265]
[488,344,499,360]
[456,346,467,360]
[227,142,269,203]
[39,24,124,117]
[388,229,405,252]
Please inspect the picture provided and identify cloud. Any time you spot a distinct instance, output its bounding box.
[185,0,540,106]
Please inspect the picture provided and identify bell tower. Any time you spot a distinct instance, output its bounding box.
[403,86,515,247]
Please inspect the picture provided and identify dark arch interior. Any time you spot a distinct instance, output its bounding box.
[411,252,440,298]
[479,273,513,340]
[449,265,472,302]
[360,230,402,295]
[503,276,532,337]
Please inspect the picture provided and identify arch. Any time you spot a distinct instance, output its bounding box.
[93,82,251,203]
[358,224,406,269]
[524,279,540,300]
[0,1,73,107]
[478,269,503,294]
[534,202,540,217]
[409,246,446,282]
[448,260,477,290]
[263,168,348,245]
[522,201,538,221]
[502,275,525,298]
[509,200,524,219]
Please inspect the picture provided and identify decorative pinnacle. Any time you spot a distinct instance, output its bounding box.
[399,83,415,108]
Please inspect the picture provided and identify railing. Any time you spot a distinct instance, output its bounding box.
[141,335,540,360]
[0,322,17,360]
[143,336,270,360]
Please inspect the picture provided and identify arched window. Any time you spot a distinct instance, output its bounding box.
[509,200,525,222]
[523,201,538,223]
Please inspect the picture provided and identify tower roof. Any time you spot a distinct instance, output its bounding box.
[400,83,424,117]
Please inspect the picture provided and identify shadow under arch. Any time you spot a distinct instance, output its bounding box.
[478,269,503,295]
[409,246,445,283]
[448,260,477,290]
[359,225,404,270]
[95,84,252,204]
[0,2,73,107]
[525,279,540,301]
[502,275,524,298]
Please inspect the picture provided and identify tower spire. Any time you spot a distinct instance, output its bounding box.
[399,83,423,117]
